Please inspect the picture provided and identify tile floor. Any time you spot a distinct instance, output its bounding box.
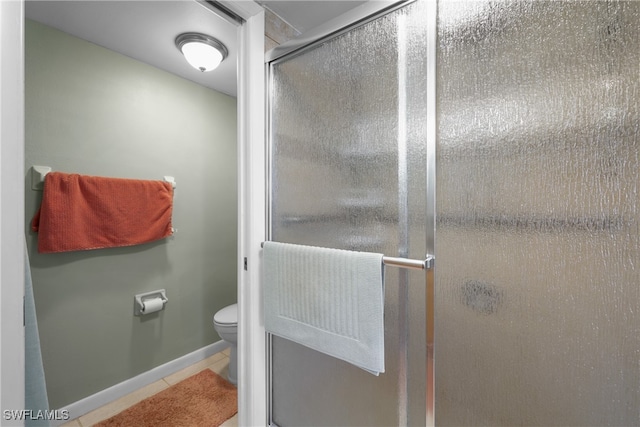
[60,349,238,427]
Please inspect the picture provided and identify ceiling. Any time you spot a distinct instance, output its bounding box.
[259,1,367,33]
[25,1,367,98]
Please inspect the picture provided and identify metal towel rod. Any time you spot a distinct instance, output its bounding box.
[383,255,433,270]
[260,242,434,270]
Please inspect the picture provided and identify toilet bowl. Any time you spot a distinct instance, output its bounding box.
[213,303,238,385]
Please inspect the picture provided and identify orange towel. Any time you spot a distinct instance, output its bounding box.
[32,172,174,253]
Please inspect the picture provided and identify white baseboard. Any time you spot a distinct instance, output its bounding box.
[54,340,229,426]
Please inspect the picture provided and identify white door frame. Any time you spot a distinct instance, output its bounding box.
[222,1,267,425]
[1,0,26,422]
[1,1,267,424]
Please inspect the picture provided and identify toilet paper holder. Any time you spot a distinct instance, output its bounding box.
[134,289,168,316]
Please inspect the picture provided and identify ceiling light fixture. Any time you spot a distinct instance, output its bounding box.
[175,32,228,72]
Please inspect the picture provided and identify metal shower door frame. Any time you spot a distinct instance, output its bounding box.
[264,0,437,425]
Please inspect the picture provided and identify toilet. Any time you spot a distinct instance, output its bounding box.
[213,303,238,385]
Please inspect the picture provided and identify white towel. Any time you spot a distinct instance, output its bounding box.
[263,241,385,375]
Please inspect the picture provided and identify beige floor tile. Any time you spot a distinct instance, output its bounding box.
[219,413,238,427]
[77,379,168,426]
[208,356,230,380]
[163,352,227,385]
[221,347,231,357]
[59,419,81,427]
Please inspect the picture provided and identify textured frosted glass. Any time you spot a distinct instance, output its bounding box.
[436,1,640,425]
[269,2,429,425]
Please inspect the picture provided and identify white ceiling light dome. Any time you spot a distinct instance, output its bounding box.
[175,32,228,72]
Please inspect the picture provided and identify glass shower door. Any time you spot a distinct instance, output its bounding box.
[436,1,640,425]
[267,1,431,425]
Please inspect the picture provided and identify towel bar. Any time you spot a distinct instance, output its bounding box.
[30,166,177,191]
[260,242,434,270]
[383,255,434,270]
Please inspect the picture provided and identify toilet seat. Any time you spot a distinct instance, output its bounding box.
[213,303,237,325]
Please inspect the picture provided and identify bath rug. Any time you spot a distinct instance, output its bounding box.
[94,369,237,427]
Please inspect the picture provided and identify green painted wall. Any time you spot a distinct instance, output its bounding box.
[24,20,237,409]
